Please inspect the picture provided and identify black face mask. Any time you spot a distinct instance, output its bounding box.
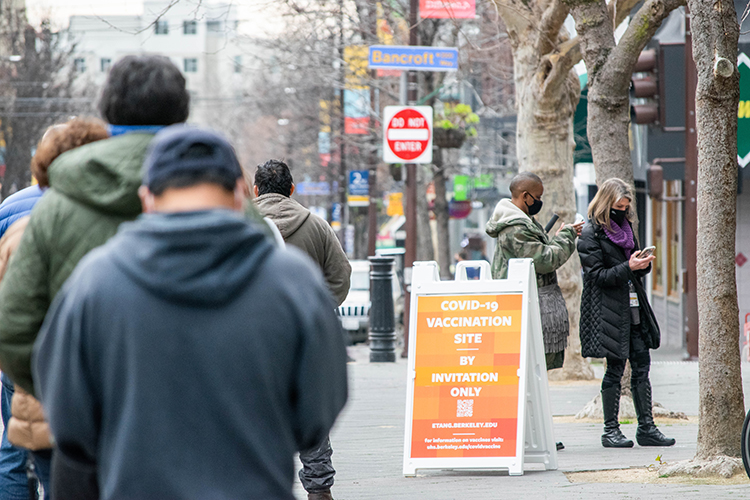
[525,193,543,216]
[610,208,628,225]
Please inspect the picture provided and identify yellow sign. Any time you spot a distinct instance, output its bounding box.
[319,100,331,133]
[344,45,369,90]
[387,192,403,216]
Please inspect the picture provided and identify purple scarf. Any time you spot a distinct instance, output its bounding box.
[603,219,635,258]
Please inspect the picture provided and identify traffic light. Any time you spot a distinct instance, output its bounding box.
[630,49,659,125]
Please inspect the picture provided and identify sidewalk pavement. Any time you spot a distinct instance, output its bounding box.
[295,345,750,500]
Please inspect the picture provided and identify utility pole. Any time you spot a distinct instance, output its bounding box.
[367,3,378,257]
[402,0,419,357]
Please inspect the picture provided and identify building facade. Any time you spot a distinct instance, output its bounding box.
[67,0,249,126]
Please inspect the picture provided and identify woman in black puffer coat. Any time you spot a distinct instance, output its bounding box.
[578,178,674,449]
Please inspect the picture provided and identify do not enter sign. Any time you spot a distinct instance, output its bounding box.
[383,105,433,164]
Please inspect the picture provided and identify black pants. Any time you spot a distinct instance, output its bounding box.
[602,324,651,390]
[298,435,334,493]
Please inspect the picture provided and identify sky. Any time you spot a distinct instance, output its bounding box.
[26,0,143,27]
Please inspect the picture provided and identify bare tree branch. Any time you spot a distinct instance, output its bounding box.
[536,0,569,56]
[607,0,641,29]
[490,0,535,45]
[540,37,582,99]
[94,0,181,35]
[606,0,686,89]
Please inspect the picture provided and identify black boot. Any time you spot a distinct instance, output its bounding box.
[601,385,634,448]
[632,380,675,447]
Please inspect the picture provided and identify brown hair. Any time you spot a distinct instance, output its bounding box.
[30,117,109,188]
[587,178,634,229]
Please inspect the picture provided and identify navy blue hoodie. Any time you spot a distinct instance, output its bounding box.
[32,210,348,500]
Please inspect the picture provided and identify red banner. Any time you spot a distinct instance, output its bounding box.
[419,0,476,19]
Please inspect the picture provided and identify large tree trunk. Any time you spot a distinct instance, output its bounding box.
[688,0,745,460]
[433,149,452,279]
[514,41,594,380]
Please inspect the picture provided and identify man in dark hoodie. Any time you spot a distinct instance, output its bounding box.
[253,159,351,500]
[33,126,348,500]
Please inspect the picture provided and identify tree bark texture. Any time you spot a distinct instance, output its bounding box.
[687,0,745,459]
[570,0,685,190]
[493,0,593,379]
[432,149,453,279]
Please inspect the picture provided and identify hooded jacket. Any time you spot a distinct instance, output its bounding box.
[0,133,152,394]
[33,210,348,500]
[485,199,577,289]
[255,193,351,306]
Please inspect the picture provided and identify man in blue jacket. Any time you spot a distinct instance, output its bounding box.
[32,126,348,500]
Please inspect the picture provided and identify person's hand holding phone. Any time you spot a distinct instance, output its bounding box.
[629,250,655,270]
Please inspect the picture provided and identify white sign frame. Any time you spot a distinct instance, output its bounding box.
[383,105,433,164]
[402,259,557,476]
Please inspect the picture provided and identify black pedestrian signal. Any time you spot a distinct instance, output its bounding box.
[630,49,659,125]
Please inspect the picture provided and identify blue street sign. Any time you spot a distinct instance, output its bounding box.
[348,170,369,196]
[296,181,331,196]
[368,45,458,72]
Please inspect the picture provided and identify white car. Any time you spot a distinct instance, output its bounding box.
[339,260,403,344]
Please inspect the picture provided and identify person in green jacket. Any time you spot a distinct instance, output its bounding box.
[0,55,193,398]
[485,172,583,370]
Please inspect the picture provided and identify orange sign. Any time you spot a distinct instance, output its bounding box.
[410,294,523,458]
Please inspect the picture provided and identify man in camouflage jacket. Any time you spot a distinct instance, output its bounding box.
[485,172,582,370]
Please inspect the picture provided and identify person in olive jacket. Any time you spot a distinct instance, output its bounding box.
[578,178,675,449]
[0,56,193,495]
[0,56,191,396]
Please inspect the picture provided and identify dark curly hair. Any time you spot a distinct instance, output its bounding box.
[254,159,294,197]
[30,117,109,187]
[98,55,190,126]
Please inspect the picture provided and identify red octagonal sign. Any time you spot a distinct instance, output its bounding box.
[383,105,433,164]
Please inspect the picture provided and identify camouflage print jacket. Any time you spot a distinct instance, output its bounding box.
[485,199,577,289]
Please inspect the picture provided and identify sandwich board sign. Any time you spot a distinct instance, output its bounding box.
[403,258,557,476]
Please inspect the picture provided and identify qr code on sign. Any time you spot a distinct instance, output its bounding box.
[457,399,473,418]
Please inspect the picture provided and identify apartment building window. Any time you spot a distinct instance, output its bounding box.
[155,20,169,35]
[233,55,242,74]
[74,58,86,73]
[183,20,197,35]
[184,58,198,73]
[100,58,112,72]
[206,21,222,32]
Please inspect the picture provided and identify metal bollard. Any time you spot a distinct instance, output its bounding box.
[368,256,396,362]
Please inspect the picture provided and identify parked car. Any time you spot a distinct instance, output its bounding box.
[339,260,403,344]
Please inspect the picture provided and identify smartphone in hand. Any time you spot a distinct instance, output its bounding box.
[638,246,656,258]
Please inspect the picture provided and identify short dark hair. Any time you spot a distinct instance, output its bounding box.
[98,55,190,126]
[149,170,236,196]
[509,172,543,197]
[254,159,293,196]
